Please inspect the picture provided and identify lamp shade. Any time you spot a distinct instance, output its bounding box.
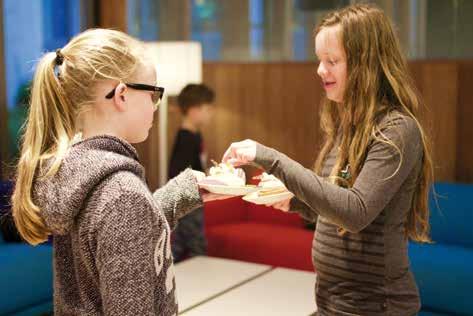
[144,42,203,96]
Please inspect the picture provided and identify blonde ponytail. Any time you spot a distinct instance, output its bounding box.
[12,52,72,244]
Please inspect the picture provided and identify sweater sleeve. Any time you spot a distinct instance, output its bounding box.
[153,168,203,230]
[96,192,158,315]
[254,115,423,233]
[289,197,318,223]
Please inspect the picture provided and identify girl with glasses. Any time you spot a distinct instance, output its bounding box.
[12,28,226,315]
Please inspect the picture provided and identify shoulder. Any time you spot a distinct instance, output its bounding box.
[92,171,155,227]
[363,111,425,171]
[375,111,422,149]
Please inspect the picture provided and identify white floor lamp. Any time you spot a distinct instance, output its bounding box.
[145,42,203,187]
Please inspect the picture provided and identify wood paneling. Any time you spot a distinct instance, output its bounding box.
[200,63,323,169]
[199,62,462,183]
[410,61,458,182]
[138,61,471,190]
[457,61,473,183]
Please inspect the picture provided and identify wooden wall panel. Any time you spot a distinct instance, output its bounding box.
[457,61,473,183]
[411,61,458,182]
[199,63,323,171]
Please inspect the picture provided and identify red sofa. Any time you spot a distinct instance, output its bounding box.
[204,196,315,272]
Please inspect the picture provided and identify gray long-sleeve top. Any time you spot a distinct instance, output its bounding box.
[254,112,424,316]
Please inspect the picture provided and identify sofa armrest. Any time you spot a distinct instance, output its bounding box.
[204,197,249,229]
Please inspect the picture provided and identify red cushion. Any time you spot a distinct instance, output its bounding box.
[204,197,248,228]
[207,222,314,272]
[247,204,304,228]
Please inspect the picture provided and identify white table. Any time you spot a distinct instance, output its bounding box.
[174,256,272,314]
[182,267,317,316]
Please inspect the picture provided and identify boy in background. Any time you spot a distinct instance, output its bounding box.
[169,84,215,262]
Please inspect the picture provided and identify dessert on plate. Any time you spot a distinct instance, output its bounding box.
[199,162,246,187]
[243,172,294,204]
[198,162,258,196]
[255,172,289,196]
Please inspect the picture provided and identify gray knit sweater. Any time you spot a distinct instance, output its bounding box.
[33,135,203,315]
[254,113,423,316]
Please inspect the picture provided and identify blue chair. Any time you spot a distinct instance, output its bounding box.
[0,181,53,316]
[410,182,473,316]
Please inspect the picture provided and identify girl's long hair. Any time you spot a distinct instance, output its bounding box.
[314,4,433,242]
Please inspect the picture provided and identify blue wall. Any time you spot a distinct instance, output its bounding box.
[2,0,81,109]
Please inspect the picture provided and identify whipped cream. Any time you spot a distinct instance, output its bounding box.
[205,163,246,186]
[258,172,286,189]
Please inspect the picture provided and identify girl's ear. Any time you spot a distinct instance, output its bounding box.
[112,83,127,112]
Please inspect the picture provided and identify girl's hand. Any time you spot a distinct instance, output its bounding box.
[265,198,291,212]
[222,139,257,167]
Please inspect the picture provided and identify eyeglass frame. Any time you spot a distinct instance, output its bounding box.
[105,83,165,105]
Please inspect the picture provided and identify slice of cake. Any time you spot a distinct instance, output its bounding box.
[200,163,246,187]
[257,173,288,196]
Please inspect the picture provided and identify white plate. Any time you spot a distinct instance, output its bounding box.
[199,184,260,196]
[243,190,294,205]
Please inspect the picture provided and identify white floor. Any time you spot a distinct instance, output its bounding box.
[174,256,272,313]
[175,256,317,316]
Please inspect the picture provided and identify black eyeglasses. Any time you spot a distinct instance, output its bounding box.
[105,83,165,105]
